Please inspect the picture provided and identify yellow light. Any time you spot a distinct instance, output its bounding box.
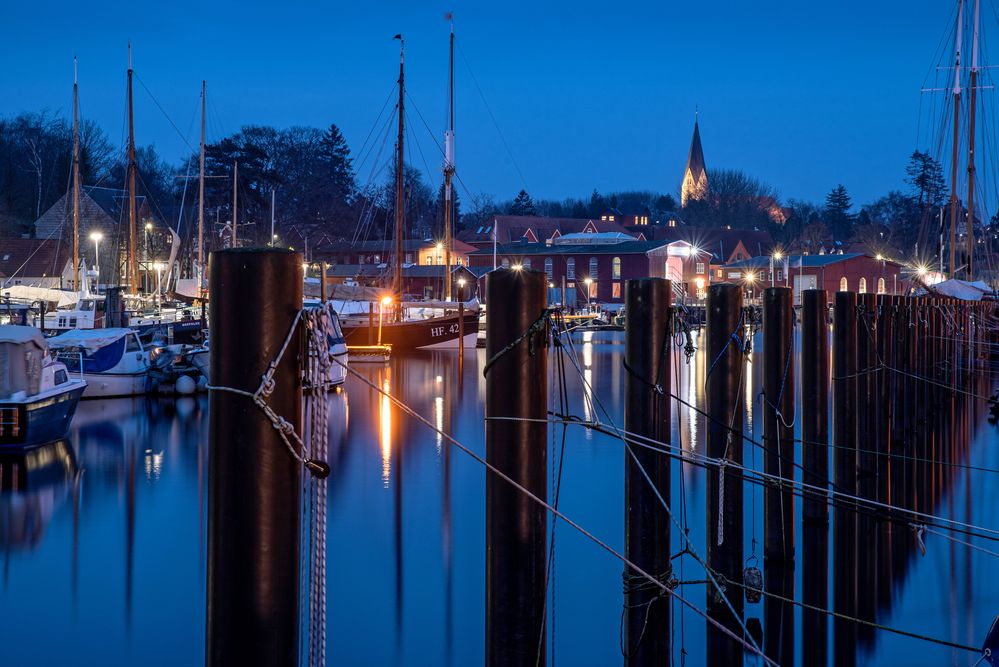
[772,251,783,261]
[144,222,152,231]
[152,261,165,271]
[302,262,309,272]
[548,282,555,288]
[876,254,884,261]
[511,263,523,271]
[436,242,443,251]
[745,272,756,283]
[381,296,393,306]
[695,278,705,289]
[89,232,103,242]
[917,265,928,277]
[583,277,593,285]
[457,278,467,287]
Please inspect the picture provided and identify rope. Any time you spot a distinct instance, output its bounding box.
[482,307,553,377]
[334,354,778,666]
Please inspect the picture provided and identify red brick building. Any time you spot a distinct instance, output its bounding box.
[723,253,909,303]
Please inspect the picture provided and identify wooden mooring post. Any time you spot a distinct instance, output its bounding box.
[832,290,858,666]
[762,286,794,664]
[875,293,894,615]
[856,292,878,643]
[207,248,304,667]
[485,267,548,666]
[800,289,829,667]
[705,283,744,664]
[622,278,671,665]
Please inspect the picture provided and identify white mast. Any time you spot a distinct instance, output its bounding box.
[270,189,276,245]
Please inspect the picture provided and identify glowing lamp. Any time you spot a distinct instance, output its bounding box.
[511,263,523,271]
[89,232,103,242]
[381,296,393,306]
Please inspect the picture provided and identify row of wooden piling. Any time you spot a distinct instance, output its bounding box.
[200,256,996,667]
[482,269,995,667]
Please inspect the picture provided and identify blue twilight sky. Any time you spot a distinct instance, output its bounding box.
[0,1,979,209]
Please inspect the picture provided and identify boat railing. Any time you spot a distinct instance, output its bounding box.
[55,351,86,381]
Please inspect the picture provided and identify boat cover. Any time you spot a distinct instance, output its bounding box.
[925,279,991,301]
[48,328,133,354]
[0,325,46,399]
[1,285,79,307]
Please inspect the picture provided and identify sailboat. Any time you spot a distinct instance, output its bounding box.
[336,30,478,351]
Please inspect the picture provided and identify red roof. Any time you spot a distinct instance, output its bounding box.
[0,239,69,281]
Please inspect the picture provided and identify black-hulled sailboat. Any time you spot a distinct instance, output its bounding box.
[337,29,479,351]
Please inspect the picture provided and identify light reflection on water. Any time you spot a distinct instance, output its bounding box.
[0,330,995,666]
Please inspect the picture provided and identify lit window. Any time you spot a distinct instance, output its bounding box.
[612,282,621,299]
[601,215,608,221]
[696,262,705,274]
[612,257,621,279]
[877,277,886,294]
[858,277,867,294]
[523,259,532,270]
[502,258,510,268]
[716,269,723,278]
[588,281,598,298]
[589,257,598,278]
[544,257,553,279]
[567,258,576,279]
[608,215,615,222]
[840,277,848,292]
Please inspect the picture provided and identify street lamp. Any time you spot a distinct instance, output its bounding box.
[89,232,103,292]
[745,271,757,300]
[583,277,593,308]
[771,250,783,287]
[378,296,393,346]
[457,277,467,300]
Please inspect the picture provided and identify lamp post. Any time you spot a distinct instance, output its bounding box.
[378,296,392,346]
[144,222,152,293]
[745,271,756,301]
[90,232,103,293]
[457,277,467,301]
[771,250,783,287]
[583,277,593,309]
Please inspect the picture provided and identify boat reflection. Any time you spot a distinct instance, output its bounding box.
[0,440,78,553]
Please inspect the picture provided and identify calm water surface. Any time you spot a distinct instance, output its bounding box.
[1,330,997,665]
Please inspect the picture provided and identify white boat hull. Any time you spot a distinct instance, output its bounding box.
[79,372,148,398]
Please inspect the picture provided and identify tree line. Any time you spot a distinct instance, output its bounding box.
[0,106,972,266]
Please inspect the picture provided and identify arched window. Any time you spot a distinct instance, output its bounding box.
[612,256,621,279]
[589,257,599,279]
[567,258,575,279]
[501,258,510,269]
[839,277,848,292]
[545,257,553,279]
[858,277,867,294]
[877,277,886,294]
[523,258,532,270]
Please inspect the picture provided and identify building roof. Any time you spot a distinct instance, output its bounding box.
[32,186,155,242]
[469,240,668,257]
[457,215,630,244]
[314,238,476,254]
[0,239,69,282]
[685,120,707,182]
[637,226,775,261]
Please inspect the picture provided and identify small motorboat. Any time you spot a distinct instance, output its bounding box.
[47,328,151,398]
[0,326,87,448]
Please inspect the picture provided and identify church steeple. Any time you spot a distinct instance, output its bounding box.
[681,114,708,207]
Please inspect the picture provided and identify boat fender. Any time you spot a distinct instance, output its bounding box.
[305,459,331,479]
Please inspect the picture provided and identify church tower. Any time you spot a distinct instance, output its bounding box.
[680,116,708,207]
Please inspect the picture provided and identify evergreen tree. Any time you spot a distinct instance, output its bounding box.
[823,184,854,240]
[905,150,946,209]
[509,189,537,216]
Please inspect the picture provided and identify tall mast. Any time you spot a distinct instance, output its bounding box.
[394,36,405,299]
[231,160,238,248]
[126,43,139,294]
[198,81,205,280]
[270,189,276,244]
[443,17,455,301]
[72,57,80,291]
[966,0,980,279]
[949,1,964,277]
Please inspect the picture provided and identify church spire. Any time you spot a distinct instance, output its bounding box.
[681,114,708,207]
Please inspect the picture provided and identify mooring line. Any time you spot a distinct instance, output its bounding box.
[335,357,778,666]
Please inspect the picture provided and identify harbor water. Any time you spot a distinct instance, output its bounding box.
[1,329,996,665]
